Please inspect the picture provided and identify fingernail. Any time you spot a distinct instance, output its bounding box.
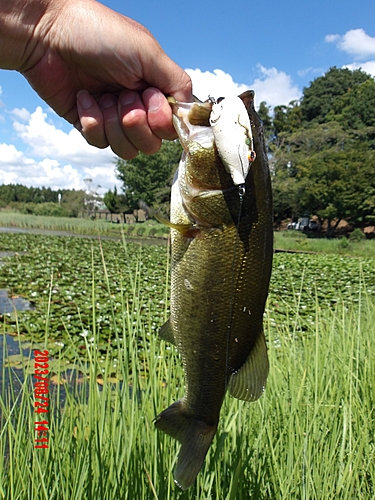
[146,90,162,112]
[77,90,93,110]
[120,91,137,106]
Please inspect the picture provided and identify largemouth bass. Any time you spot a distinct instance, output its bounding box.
[155,91,273,490]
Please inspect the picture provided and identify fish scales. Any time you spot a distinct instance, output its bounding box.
[155,91,273,489]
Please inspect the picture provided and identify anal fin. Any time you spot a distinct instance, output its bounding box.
[229,330,269,402]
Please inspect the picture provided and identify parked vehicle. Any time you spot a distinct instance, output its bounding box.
[308,220,319,231]
[287,217,320,232]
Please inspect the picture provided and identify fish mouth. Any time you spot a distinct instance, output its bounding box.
[169,99,215,149]
[169,96,254,188]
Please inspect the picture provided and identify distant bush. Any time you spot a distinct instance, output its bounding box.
[349,228,366,242]
[125,225,136,234]
[11,201,72,217]
[338,236,349,249]
[31,202,70,217]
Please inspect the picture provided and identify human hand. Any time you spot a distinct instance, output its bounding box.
[2,0,192,159]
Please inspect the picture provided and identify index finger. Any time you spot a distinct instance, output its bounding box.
[140,49,193,103]
[142,88,177,140]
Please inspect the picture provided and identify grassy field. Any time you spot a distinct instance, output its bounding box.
[0,231,374,498]
[274,230,375,258]
[0,211,169,239]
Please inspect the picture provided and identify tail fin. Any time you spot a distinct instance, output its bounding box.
[154,400,217,490]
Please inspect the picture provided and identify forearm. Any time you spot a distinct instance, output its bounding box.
[0,0,59,70]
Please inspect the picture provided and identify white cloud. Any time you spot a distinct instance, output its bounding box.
[325,29,375,60]
[344,60,375,77]
[34,159,83,189]
[186,65,301,108]
[82,166,120,192]
[251,66,301,107]
[1,106,122,192]
[325,28,375,79]
[0,143,82,190]
[297,67,325,78]
[11,107,31,122]
[325,34,340,44]
[0,143,27,165]
[12,106,114,166]
[185,68,249,101]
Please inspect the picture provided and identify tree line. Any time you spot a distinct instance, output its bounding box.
[107,67,375,235]
[262,67,375,235]
[0,184,86,217]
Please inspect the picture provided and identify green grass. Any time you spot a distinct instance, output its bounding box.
[0,211,169,239]
[274,230,375,258]
[1,236,374,499]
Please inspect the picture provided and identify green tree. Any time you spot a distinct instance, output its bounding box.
[257,101,273,139]
[300,67,370,124]
[271,67,375,234]
[60,189,85,217]
[273,101,302,139]
[115,140,182,212]
[328,78,375,130]
[103,186,129,220]
[0,184,85,216]
[32,202,69,217]
[104,186,120,214]
[273,123,375,235]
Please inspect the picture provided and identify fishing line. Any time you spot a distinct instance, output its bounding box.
[224,183,245,390]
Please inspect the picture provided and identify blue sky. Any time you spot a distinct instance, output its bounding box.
[1,0,375,192]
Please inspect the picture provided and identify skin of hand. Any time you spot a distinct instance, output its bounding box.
[0,0,192,159]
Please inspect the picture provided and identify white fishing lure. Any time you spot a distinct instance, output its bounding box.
[209,96,255,186]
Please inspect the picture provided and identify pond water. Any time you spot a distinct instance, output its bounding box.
[0,332,31,406]
[0,285,36,392]
[0,288,36,314]
[0,234,141,403]
[0,245,86,397]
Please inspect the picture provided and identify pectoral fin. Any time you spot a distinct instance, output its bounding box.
[229,330,269,402]
[159,318,176,345]
[154,213,199,238]
[139,201,199,238]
